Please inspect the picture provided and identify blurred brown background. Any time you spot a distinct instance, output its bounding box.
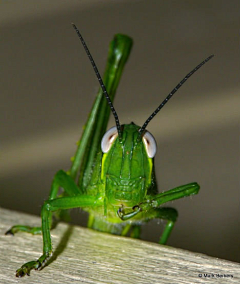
[1,0,240,263]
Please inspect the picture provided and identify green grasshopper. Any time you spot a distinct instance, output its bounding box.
[6,24,213,277]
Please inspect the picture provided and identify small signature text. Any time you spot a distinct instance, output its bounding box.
[198,273,233,278]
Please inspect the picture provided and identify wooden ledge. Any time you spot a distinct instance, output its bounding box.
[0,207,239,283]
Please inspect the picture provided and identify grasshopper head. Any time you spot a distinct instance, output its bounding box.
[101,123,156,208]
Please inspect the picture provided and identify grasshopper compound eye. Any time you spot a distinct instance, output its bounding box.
[101,126,118,153]
[142,131,157,158]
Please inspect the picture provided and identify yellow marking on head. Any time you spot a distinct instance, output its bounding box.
[101,153,107,180]
[147,157,153,181]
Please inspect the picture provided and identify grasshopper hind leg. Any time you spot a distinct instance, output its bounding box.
[5,225,42,236]
[143,207,178,245]
[5,212,62,236]
[130,225,141,239]
[4,209,67,236]
[153,207,178,245]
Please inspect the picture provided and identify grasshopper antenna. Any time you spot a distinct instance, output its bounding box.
[138,55,214,138]
[72,23,122,140]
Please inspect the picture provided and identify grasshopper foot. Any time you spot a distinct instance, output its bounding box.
[16,261,40,277]
[16,252,52,277]
[5,229,14,236]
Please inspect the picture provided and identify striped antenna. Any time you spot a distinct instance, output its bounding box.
[138,55,214,138]
[72,23,122,140]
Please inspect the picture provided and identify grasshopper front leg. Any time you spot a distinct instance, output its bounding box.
[6,170,102,277]
[15,193,102,277]
[118,182,199,244]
